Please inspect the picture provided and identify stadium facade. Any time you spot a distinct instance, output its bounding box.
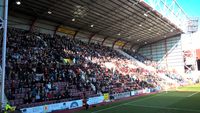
[1,0,200,112]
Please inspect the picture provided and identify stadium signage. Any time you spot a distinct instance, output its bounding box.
[0,17,3,29]
[20,99,83,113]
[87,96,104,105]
[111,92,131,100]
[131,89,151,96]
[145,88,151,93]
[131,90,137,96]
[70,101,79,109]
[20,88,160,113]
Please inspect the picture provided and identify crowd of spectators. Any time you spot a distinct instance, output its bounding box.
[123,49,185,85]
[123,49,148,63]
[0,28,164,108]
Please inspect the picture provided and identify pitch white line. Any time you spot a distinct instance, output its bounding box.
[126,104,200,112]
[91,93,163,113]
[187,92,199,97]
[91,103,125,113]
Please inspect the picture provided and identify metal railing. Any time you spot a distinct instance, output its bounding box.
[144,0,189,32]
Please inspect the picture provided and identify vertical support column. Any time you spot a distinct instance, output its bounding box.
[1,0,8,109]
[122,41,128,49]
[112,39,120,49]
[164,39,168,70]
[101,36,108,46]
[135,44,143,53]
[29,17,37,32]
[73,30,78,40]
[130,44,135,51]
[53,25,60,36]
[88,33,96,44]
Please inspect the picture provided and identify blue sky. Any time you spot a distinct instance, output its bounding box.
[177,0,200,30]
[177,0,200,18]
[177,0,200,49]
[144,0,200,31]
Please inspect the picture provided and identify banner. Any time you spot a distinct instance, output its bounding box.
[111,92,130,100]
[154,86,161,91]
[130,90,140,96]
[131,90,136,96]
[21,99,83,113]
[64,58,72,64]
[137,90,143,94]
[145,88,151,93]
[131,88,151,96]
[57,26,76,35]
[103,93,110,102]
[87,96,104,105]
[115,40,125,46]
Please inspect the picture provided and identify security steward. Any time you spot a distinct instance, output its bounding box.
[83,93,89,110]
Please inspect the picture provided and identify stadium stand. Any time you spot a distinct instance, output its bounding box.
[0,0,197,112]
[3,28,160,108]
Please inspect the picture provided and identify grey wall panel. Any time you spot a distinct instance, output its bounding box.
[139,35,184,73]
[8,16,31,30]
[90,35,104,44]
[75,31,91,43]
[34,19,57,34]
[124,44,131,50]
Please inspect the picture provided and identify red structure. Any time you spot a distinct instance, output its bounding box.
[196,49,200,70]
[196,49,200,60]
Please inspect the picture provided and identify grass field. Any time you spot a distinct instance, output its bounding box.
[76,84,200,113]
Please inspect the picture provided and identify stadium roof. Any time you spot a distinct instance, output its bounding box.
[9,0,183,47]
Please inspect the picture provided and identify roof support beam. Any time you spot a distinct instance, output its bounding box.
[130,44,134,51]
[54,25,60,36]
[112,38,121,49]
[29,17,37,32]
[122,41,129,49]
[73,30,78,40]
[101,36,109,46]
[130,44,139,51]
[88,33,96,44]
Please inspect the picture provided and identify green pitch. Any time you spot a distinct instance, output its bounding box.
[76,84,200,113]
